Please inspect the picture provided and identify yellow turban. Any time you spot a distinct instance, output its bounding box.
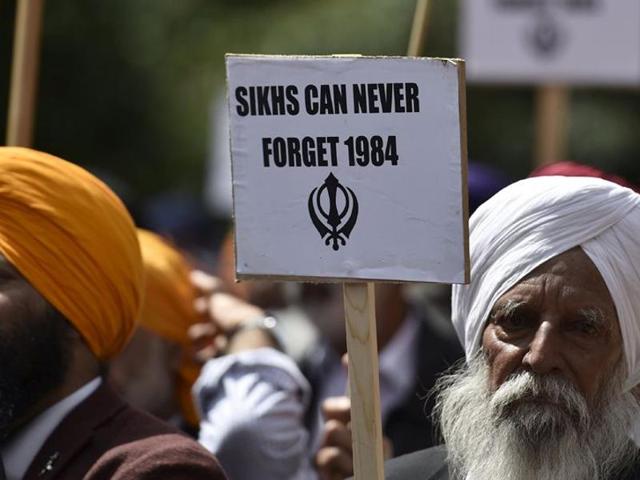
[0,147,143,360]
[137,229,202,426]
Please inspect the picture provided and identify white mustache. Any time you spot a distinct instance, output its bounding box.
[489,371,590,429]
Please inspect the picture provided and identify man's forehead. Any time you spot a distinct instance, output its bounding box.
[0,254,29,280]
[0,253,54,315]
[0,254,14,270]
[526,247,599,275]
[516,248,609,294]
[492,249,617,319]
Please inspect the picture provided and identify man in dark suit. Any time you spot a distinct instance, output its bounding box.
[309,292,462,465]
[0,148,226,480]
[360,177,640,480]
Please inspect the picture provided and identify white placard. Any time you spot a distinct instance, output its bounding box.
[227,55,468,284]
[462,0,640,85]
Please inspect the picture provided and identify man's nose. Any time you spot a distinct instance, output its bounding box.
[522,322,564,375]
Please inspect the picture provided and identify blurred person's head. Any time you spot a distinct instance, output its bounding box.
[0,147,143,440]
[217,229,289,310]
[528,151,639,365]
[109,229,203,427]
[435,176,640,480]
[530,161,639,191]
[468,161,512,214]
[300,283,406,354]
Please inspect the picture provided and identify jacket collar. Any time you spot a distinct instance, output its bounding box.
[23,381,126,480]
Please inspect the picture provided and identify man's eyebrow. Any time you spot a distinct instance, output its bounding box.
[491,299,525,318]
[577,307,607,327]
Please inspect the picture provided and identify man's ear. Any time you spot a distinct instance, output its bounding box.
[66,327,102,381]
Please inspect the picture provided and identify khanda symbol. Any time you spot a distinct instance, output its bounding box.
[308,173,359,251]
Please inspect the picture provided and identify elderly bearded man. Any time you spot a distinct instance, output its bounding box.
[0,148,226,480]
[363,176,640,480]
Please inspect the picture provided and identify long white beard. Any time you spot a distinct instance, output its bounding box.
[435,357,640,480]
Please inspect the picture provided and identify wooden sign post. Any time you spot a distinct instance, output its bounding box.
[461,0,640,167]
[535,85,569,166]
[6,0,45,147]
[341,4,438,478]
[407,0,431,58]
[226,55,468,479]
[343,282,384,479]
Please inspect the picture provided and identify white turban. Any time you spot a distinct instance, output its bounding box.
[452,176,640,389]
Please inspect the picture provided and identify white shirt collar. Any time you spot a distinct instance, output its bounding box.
[1,377,102,480]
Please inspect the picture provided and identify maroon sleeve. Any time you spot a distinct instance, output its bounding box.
[85,433,228,480]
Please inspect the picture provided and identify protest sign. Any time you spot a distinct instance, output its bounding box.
[227,55,469,284]
[461,0,640,85]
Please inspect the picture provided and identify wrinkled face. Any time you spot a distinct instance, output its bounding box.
[0,255,72,439]
[483,247,623,405]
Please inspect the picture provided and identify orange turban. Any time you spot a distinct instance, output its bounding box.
[0,147,143,360]
[137,229,202,426]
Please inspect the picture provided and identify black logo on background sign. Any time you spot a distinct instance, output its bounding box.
[530,11,563,56]
[497,0,598,57]
[308,173,358,251]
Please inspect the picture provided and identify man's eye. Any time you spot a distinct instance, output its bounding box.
[572,321,600,336]
[503,316,527,329]
[494,311,534,331]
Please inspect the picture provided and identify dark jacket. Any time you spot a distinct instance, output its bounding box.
[384,445,449,479]
[384,308,462,456]
[383,445,640,480]
[23,382,227,480]
[302,303,463,456]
